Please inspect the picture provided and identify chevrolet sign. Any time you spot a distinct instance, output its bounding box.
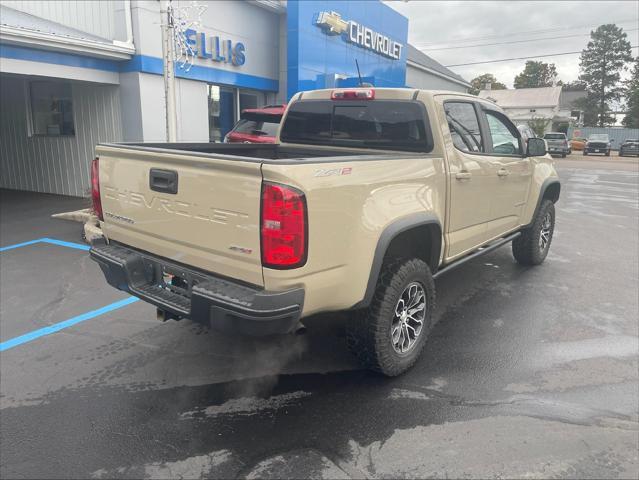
[316,11,403,60]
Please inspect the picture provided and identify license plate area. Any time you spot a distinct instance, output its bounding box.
[139,258,205,299]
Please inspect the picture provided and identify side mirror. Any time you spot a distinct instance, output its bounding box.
[526,137,547,157]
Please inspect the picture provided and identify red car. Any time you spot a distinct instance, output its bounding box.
[224,105,285,144]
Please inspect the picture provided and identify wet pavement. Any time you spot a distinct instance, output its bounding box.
[1,157,638,479]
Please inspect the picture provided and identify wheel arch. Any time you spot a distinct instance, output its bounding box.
[353,213,442,309]
[526,179,560,228]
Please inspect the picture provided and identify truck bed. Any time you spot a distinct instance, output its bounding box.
[99,142,409,163]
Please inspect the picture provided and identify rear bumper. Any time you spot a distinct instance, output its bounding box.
[90,242,304,336]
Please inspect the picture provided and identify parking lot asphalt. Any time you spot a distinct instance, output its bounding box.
[1,157,638,479]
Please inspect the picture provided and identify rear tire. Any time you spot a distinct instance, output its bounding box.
[561,153,566,158]
[346,258,435,376]
[583,150,588,156]
[512,200,555,266]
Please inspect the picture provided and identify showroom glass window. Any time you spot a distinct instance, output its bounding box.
[239,89,265,112]
[30,81,75,135]
[208,85,267,142]
[444,102,483,153]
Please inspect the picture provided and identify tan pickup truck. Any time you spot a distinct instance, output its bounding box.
[89,87,560,376]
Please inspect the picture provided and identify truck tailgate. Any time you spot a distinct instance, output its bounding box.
[96,146,264,287]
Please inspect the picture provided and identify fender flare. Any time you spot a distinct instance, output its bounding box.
[352,213,442,309]
[526,179,561,228]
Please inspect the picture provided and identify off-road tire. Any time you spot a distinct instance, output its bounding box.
[346,258,435,376]
[512,199,555,266]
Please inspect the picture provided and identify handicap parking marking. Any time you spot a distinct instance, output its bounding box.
[0,296,139,352]
[1,235,138,351]
[0,237,90,253]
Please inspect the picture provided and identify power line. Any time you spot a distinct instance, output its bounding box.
[444,45,639,67]
[413,18,638,48]
[422,28,639,51]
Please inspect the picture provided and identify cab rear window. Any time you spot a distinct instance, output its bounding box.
[280,100,432,152]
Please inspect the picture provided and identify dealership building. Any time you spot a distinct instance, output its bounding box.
[0,0,470,197]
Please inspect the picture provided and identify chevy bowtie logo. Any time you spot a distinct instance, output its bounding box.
[315,11,403,60]
[316,11,349,35]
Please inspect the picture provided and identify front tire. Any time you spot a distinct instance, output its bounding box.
[512,200,555,266]
[346,258,435,376]
[583,150,588,156]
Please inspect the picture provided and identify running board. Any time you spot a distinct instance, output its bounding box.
[433,232,521,280]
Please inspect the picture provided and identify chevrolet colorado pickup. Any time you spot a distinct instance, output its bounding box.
[89,87,560,376]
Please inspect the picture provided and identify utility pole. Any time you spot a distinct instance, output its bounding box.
[160,0,177,142]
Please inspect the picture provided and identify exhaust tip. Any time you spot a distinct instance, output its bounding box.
[294,322,307,335]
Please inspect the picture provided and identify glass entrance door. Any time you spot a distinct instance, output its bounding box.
[208,85,236,142]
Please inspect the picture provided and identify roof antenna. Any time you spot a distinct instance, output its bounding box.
[355,59,363,86]
[355,59,373,87]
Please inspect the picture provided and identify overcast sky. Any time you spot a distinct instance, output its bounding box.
[386,1,639,87]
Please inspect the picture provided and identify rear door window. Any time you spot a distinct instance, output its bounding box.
[280,100,431,152]
[444,102,484,153]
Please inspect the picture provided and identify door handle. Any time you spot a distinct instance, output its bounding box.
[149,168,178,194]
[455,171,472,180]
[497,168,510,177]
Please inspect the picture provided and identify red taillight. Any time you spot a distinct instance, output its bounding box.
[261,182,307,269]
[91,157,103,221]
[331,88,375,100]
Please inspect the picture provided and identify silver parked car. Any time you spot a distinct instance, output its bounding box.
[543,132,570,157]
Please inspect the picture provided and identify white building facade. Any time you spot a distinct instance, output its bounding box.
[478,86,585,134]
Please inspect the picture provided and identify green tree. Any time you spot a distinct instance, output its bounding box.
[514,61,559,88]
[574,94,601,126]
[469,73,506,95]
[527,116,552,137]
[622,57,639,128]
[561,80,587,92]
[578,24,633,127]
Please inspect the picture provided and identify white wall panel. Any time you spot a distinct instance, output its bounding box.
[406,65,468,93]
[0,75,123,197]
[1,0,120,41]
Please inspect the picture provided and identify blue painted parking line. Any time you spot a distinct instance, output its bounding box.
[0,297,139,352]
[0,238,44,252]
[40,237,91,251]
[0,237,90,252]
